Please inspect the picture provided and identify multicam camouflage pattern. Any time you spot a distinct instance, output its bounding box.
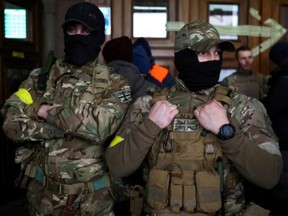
[27,179,115,216]
[1,68,65,142]
[1,58,131,215]
[221,69,269,100]
[174,20,235,53]
[176,77,280,157]
[114,77,280,215]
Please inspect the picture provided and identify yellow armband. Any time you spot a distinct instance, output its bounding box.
[109,135,124,148]
[15,88,34,105]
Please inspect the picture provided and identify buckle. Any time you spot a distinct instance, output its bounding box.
[205,143,215,159]
[46,179,64,194]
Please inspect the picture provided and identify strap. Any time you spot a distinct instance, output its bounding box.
[150,87,170,105]
[128,185,145,216]
[45,175,111,195]
[214,85,235,107]
[25,163,45,183]
[38,50,56,91]
[24,163,110,195]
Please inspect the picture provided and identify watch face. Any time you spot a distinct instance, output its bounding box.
[223,125,234,136]
[218,124,235,140]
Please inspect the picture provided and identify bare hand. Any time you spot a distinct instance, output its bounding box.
[37,104,52,119]
[194,99,229,134]
[148,100,179,129]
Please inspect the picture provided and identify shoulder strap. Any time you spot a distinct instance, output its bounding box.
[37,50,56,91]
[213,85,235,108]
[150,87,170,105]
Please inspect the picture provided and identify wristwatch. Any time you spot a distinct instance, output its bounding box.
[217,123,235,140]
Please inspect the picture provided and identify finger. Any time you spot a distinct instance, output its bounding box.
[169,104,178,112]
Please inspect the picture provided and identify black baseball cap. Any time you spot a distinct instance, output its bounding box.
[62,2,105,31]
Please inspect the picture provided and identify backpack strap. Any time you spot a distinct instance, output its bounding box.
[37,50,56,91]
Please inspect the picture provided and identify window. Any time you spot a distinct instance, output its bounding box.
[209,4,239,40]
[4,2,28,40]
[99,7,111,35]
[132,0,168,38]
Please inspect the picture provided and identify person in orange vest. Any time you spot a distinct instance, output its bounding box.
[132,37,175,88]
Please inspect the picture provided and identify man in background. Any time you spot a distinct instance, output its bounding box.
[222,45,268,100]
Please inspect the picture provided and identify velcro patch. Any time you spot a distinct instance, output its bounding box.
[173,118,198,132]
[114,88,132,103]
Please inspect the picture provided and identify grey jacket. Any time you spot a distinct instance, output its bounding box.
[107,60,155,101]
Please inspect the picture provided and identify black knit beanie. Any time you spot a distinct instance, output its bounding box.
[269,41,288,65]
[102,36,133,63]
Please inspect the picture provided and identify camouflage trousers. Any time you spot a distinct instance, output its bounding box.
[27,179,115,216]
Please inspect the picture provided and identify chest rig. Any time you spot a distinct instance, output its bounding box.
[230,73,261,99]
[144,86,244,216]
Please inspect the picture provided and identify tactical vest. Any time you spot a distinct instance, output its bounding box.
[228,73,262,99]
[144,86,245,216]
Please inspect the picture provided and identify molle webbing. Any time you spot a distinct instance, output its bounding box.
[145,85,240,215]
[213,85,235,107]
[24,163,110,195]
[150,87,171,105]
[128,185,145,216]
[147,113,222,214]
[92,64,111,96]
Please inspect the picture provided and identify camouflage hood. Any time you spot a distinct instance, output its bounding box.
[175,20,235,53]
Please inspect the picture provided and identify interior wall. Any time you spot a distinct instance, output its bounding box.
[42,0,288,74]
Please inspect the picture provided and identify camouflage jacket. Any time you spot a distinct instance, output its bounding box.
[1,58,131,185]
[222,69,269,100]
[1,68,64,142]
[106,77,282,207]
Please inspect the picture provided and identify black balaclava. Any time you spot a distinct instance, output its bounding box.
[174,48,222,92]
[62,2,105,66]
[64,29,105,66]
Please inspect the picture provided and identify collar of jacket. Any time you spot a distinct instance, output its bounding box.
[175,76,216,96]
[56,57,99,77]
[236,69,254,76]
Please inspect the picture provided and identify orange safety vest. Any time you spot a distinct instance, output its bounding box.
[149,64,169,83]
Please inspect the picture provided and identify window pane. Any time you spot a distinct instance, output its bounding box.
[209,4,239,40]
[133,0,168,38]
[99,7,111,35]
[4,3,28,39]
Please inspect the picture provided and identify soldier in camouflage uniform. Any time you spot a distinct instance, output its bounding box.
[221,46,269,100]
[105,20,283,216]
[1,2,131,216]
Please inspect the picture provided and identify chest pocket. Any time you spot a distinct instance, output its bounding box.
[147,113,222,214]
